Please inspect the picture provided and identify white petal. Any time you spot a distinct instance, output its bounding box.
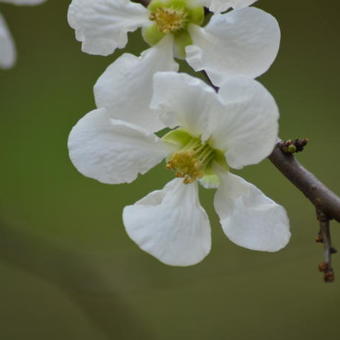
[186,7,280,85]
[0,0,46,4]
[67,0,149,56]
[68,108,168,184]
[231,0,258,9]
[0,14,16,69]
[151,72,221,140]
[95,37,178,133]
[214,172,290,252]
[123,179,211,266]
[210,77,279,169]
[198,0,257,12]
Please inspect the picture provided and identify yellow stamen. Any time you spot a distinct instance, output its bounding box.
[166,139,215,184]
[150,7,188,33]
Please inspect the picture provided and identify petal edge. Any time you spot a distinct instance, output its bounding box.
[68,108,168,184]
[123,179,211,266]
[214,172,291,252]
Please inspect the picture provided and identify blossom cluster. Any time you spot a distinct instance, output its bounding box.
[0,0,46,69]
[67,0,291,266]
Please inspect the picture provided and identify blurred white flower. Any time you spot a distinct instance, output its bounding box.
[0,0,46,69]
[68,0,280,85]
[68,72,290,266]
[199,0,258,13]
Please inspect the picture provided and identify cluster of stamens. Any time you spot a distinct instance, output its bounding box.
[166,140,215,184]
[150,7,188,33]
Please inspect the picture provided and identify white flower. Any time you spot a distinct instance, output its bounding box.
[68,72,291,266]
[0,0,46,69]
[68,0,280,86]
[199,0,258,13]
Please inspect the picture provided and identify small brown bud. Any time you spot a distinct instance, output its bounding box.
[318,262,329,272]
[294,138,309,152]
[315,234,323,243]
[324,271,335,283]
[330,247,338,254]
[280,138,309,154]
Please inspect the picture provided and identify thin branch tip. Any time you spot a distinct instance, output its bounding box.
[316,209,336,282]
[279,138,309,154]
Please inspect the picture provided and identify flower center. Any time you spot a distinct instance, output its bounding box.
[143,0,204,58]
[150,7,188,33]
[166,137,216,184]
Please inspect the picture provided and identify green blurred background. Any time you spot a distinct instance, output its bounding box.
[0,0,339,339]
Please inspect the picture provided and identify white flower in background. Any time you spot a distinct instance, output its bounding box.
[0,0,46,69]
[68,0,280,86]
[68,72,290,266]
[199,0,258,13]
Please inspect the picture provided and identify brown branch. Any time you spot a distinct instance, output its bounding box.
[317,210,336,282]
[269,143,340,222]
[269,141,339,282]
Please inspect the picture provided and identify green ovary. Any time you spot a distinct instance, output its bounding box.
[162,129,228,184]
[142,0,204,58]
